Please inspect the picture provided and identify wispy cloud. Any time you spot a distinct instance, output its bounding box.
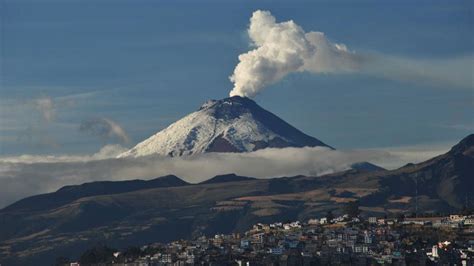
[33,96,56,123]
[359,53,474,90]
[30,91,100,124]
[0,144,127,164]
[79,117,130,144]
[436,123,474,131]
[371,142,454,169]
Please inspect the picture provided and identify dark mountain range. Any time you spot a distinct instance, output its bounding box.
[0,134,472,265]
[199,173,256,184]
[3,175,188,213]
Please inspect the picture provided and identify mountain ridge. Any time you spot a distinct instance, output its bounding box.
[1,134,472,265]
[2,175,188,213]
[199,173,256,184]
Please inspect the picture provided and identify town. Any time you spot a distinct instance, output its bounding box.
[61,210,474,266]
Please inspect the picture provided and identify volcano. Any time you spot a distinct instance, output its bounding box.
[119,96,331,157]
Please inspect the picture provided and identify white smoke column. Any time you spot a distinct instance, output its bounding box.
[229,10,358,98]
[229,10,473,98]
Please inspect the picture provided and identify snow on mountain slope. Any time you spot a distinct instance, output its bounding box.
[118,96,331,158]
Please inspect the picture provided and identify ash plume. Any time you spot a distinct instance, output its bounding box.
[229,10,473,98]
[229,10,358,98]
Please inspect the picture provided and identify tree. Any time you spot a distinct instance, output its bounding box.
[326,210,334,222]
[79,245,117,264]
[54,256,70,266]
[343,201,360,218]
[396,212,405,221]
[461,206,473,216]
[120,246,142,261]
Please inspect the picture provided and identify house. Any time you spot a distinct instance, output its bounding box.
[369,217,377,224]
[270,222,282,228]
[362,245,369,253]
[289,221,302,228]
[464,218,474,225]
[160,254,172,263]
[268,247,284,255]
[432,245,439,258]
[186,254,195,264]
[327,239,338,248]
[235,260,250,266]
[449,214,464,222]
[364,232,373,244]
[251,233,264,244]
[240,239,250,248]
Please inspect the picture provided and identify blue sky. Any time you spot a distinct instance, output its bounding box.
[1,0,473,156]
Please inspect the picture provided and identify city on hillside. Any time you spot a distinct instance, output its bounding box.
[59,205,474,266]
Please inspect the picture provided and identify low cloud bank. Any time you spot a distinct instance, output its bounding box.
[0,144,128,164]
[0,143,450,209]
[0,146,391,208]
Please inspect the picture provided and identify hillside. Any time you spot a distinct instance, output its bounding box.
[199,174,256,184]
[0,134,472,265]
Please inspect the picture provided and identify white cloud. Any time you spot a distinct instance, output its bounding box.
[229,10,356,98]
[30,92,97,124]
[0,146,393,208]
[0,140,455,209]
[229,10,473,98]
[0,144,128,164]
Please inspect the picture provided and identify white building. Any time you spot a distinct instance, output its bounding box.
[432,245,439,258]
[449,214,464,222]
[464,218,474,225]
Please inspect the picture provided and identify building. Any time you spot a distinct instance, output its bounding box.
[464,218,474,225]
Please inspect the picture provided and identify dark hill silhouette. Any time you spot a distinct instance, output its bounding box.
[199,173,256,184]
[3,175,188,213]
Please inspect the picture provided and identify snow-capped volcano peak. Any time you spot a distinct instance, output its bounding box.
[118,96,331,158]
